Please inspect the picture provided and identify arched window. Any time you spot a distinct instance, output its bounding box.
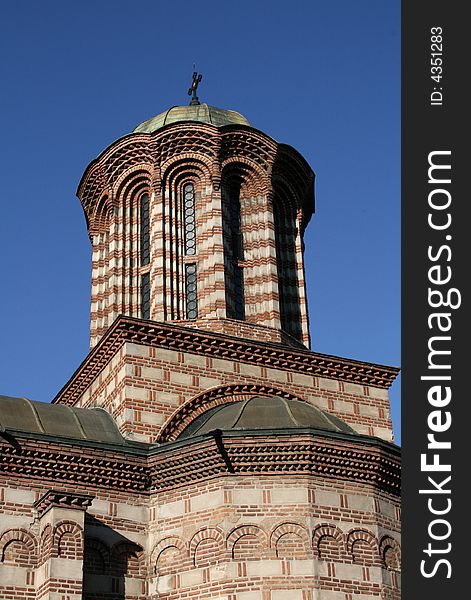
[274,196,302,340]
[141,273,150,319]
[223,178,245,320]
[140,193,151,319]
[140,193,150,266]
[183,183,196,256]
[182,182,198,319]
[185,264,198,319]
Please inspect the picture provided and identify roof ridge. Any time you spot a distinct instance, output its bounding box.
[231,397,253,429]
[280,396,300,427]
[23,398,46,433]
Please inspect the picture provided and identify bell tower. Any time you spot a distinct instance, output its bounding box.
[1,80,400,600]
[78,91,314,349]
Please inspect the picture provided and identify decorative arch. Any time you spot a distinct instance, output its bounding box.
[152,536,188,575]
[221,158,269,197]
[88,192,114,235]
[79,160,113,224]
[346,529,379,565]
[84,537,110,574]
[156,125,218,166]
[312,524,345,561]
[272,145,314,221]
[78,137,154,231]
[157,383,308,442]
[272,175,301,212]
[270,522,310,559]
[53,520,83,559]
[161,153,213,184]
[227,524,268,560]
[220,130,276,176]
[379,535,401,571]
[111,541,145,577]
[0,529,37,567]
[39,524,53,565]
[189,527,225,567]
[114,167,152,206]
[105,140,153,187]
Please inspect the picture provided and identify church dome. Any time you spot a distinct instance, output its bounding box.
[133,103,251,134]
[177,395,356,440]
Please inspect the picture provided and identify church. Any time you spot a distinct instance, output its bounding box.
[0,76,401,600]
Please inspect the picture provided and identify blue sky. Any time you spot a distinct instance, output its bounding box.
[0,1,400,441]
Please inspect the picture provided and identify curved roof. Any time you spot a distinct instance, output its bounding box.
[177,395,357,440]
[133,103,251,134]
[0,395,127,445]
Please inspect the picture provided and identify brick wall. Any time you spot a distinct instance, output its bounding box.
[0,470,400,600]
[71,339,394,443]
[79,122,313,349]
[0,107,400,600]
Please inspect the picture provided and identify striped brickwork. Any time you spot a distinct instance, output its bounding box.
[78,123,314,348]
[0,431,400,600]
[0,109,400,599]
[53,318,398,444]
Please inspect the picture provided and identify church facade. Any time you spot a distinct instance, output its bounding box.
[0,89,401,600]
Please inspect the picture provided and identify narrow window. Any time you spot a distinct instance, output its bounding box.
[183,183,196,256]
[233,264,245,320]
[274,199,302,340]
[229,187,243,261]
[140,194,150,266]
[141,273,150,319]
[185,263,198,319]
[223,179,245,320]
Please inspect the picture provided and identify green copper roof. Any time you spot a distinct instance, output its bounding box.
[133,103,251,134]
[177,395,357,440]
[0,395,127,445]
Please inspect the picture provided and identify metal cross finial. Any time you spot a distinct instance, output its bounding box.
[188,70,202,106]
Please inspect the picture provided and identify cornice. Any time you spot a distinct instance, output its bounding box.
[1,427,400,497]
[77,122,279,198]
[77,121,315,230]
[150,433,401,495]
[33,490,94,517]
[53,316,399,407]
[0,437,150,492]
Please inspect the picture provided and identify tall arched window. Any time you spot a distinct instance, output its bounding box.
[222,177,245,320]
[141,272,150,319]
[140,193,150,319]
[274,196,302,340]
[183,183,196,256]
[185,263,198,319]
[140,193,150,266]
[182,182,198,319]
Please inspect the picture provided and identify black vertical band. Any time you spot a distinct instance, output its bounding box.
[402,2,468,597]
